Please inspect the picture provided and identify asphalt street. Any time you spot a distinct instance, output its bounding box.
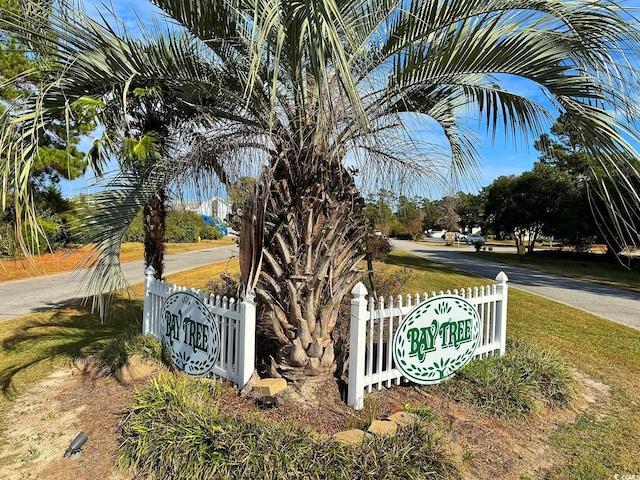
[393,239,640,331]
[0,244,239,321]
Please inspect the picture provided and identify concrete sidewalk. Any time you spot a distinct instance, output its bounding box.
[0,244,239,321]
[393,239,640,331]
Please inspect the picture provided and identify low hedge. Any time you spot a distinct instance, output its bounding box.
[124,209,222,244]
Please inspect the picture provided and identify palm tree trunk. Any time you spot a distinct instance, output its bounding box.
[143,188,166,279]
[254,153,367,380]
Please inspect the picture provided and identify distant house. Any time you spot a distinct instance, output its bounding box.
[172,197,232,220]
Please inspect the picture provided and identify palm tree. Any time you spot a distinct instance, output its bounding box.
[2,0,640,380]
[94,86,221,281]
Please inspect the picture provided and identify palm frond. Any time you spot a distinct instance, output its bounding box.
[74,172,162,317]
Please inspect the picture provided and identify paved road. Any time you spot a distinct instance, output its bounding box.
[393,239,640,331]
[0,244,239,321]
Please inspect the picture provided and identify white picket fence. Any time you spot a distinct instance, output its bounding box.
[142,267,256,388]
[347,271,509,409]
[142,264,508,405]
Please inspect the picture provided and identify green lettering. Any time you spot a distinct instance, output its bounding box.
[182,314,191,343]
[195,323,202,353]
[408,320,439,361]
[408,328,421,357]
[164,311,180,346]
[202,324,209,351]
[440,319,472,348]
[192,322,207,354]
[458,319,471,345]
[425,320,438,351]
[173,314,181,342]
[189,318,197,352]
[440,321,457,348]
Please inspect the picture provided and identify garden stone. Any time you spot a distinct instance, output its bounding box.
[253,378,288,396]
[367,420,398,437]
[387,411,417,427]
[333,429,372,445]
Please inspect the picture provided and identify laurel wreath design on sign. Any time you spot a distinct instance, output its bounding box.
[393,295,481,385]
[161,292,220,376]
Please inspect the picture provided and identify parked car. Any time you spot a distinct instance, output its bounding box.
[455,232,467,242]
[428,230,447,238]
[466,233,485,244]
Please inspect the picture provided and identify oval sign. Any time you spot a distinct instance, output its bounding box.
[393,295,481,385]
[160,292,220,375]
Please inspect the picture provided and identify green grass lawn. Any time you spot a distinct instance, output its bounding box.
[1,251,639,478]
[466,248,640,293]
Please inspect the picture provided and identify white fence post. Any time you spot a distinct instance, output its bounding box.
[494,271,509,356]
[143,266,156,336]
[347,282,368,409]
[238,291,257,389]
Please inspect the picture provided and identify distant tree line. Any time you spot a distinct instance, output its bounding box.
[365,114,639,255]
[363,189,483,241]
[483,113,639,255]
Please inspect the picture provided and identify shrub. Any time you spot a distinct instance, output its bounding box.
[507,341,575,407]
[205,272,241,299]
[0,219,16,257]
[438,341,574,419]
[441,355,538,418]
[94,334,165,377]
[364,267,411,300]
[117,373,460,480]
[125,209,222,243]
[124,211,145,242]
[393,232,413,240]
[366,235,392,262]
[164,222,189,243]
[200,224,222,240]
[350,422,459,480]
[21,218,61,255]
[164,210,204,243]
[1,217,66,256]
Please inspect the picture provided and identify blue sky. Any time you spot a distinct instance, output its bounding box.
[62,0,638,200]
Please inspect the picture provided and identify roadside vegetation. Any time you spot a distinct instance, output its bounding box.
[114,338,575,479]
[2,0,639,475]
[124,209,224,244]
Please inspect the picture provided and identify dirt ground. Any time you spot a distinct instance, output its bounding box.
[0,362,609,480]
